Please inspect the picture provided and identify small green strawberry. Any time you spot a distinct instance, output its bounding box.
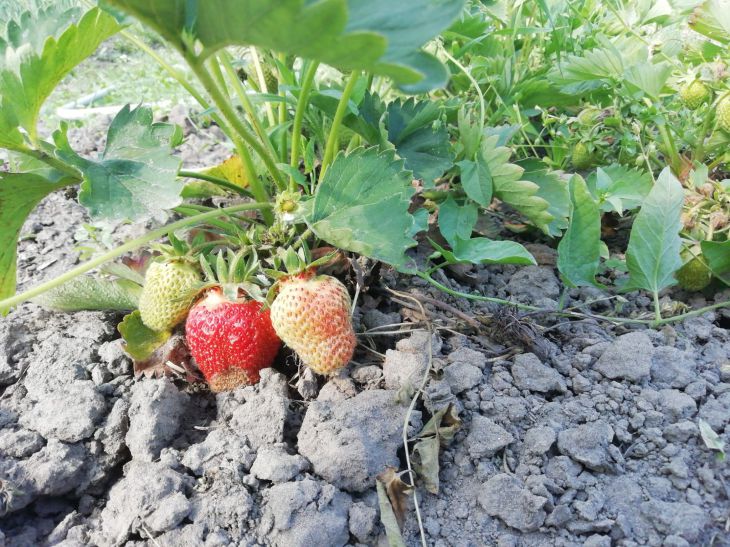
[577,107,601,126]
[139,260,200,332]
[262,64,278,94]
[571,142,593,170]
[680,80,710,110]
[717,94,730,133]
[676,256,712,291]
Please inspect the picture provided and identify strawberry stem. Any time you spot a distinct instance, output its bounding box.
[0,203,272,312]
[320,71,360,179]
[290,61,320,192]
[416,271,730,328]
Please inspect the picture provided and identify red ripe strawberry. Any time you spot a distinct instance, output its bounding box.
[270,270,356,375]
[185,288,281,392]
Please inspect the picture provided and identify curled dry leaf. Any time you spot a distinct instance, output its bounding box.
[376,467,413,531]
[133,332,202,383]
[411,404,462,494]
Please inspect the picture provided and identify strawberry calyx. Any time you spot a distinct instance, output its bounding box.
[195,248,269,305]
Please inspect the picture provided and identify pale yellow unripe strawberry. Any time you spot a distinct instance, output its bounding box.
[139,260,200,332]
[717,94,730,133]
[270,271,356,375]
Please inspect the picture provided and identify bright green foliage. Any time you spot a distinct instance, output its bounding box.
[589,165,654,214]
[0,172,69,307]
[118,310,171,360]
[341,94,452,183]
[54,105,184,221]
[385,99,453,184]
[484,136,553,232]
[518,160,570,237]
[558,175,601,288]
[439,196,477,246]
[431,238,536,266]
[105,0,464,91]
[701,240,730,285]
[0,7,120,145]
[31,276,141,311]
[437,197,535,266]
[690,0,730,44]
[625,168,684,295]
[309,147,418,271]
[457,158,492,207]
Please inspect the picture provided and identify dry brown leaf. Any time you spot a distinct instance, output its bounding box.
[133,332,202,383]
[376,467,412,530]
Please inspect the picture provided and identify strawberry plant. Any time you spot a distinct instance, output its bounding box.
[1,0,729,390]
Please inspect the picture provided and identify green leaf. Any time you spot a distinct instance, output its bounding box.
[309,147,418,271]
[386,98,453,184]
[548,35,646,95]
[457,158,492,206]
[106,0,465,91]
[690,0,730,44]
[0,5,82,57]
[431,238,536,266]
[31,276,141,312]
[625,168,684,294]
[0,172,69,308]
[118,310,171,361]
[54,105,184,221]
[438,196,477,247]
[701,240,730,286]
[484,136,553,232]
[0,7,121,144]
[588,164,653,214]
[518,159,569,237]
[623,61,672,100]
[557,175,601,288]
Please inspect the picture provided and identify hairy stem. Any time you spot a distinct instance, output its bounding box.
[218,51,279,164]
[277,52,289,164]
[320,71,360,178]
[187,54,286,195]
[290,61,320,191]
[16,145,82,179]
[251,47,277,126]
[178,169,251,196]
[418,272,730,327]
[0,203,273,311]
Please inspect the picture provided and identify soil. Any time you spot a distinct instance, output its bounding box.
[1,115,729,547]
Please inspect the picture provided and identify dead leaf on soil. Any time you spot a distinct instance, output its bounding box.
[376,467,413,534]
[132,331,202,383]
[411,404,462,494]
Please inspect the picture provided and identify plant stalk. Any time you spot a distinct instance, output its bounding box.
[16,145,82,179]
[186,54,286,196]
[251,47,277,126]
[178,169,250,196]
[0,203,273,312]
[417,271,730,327]
[218,51,280,165]
[290,61,320,191]
[277,52,289,164]
[320,71,360,179]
